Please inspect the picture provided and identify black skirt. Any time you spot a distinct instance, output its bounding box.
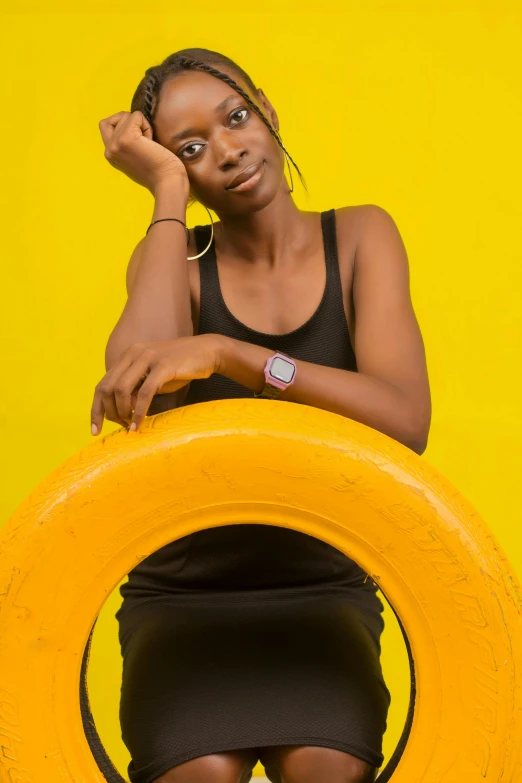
[115,525,391,783]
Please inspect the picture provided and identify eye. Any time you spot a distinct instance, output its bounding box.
[230,107,249,125]
[179,142,204,159]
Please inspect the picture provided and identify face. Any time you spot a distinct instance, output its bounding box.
[152,68,287,215]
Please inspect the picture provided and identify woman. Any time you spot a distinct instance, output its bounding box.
[93,48,431,783]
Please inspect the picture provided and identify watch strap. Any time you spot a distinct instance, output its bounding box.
[253,381,283,399]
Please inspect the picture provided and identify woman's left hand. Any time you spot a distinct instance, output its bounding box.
[90,334,221,435]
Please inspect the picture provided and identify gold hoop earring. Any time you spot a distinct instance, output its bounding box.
[281,144,294,194]
[187,203,214,261]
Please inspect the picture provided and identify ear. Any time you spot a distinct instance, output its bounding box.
[256,88,280,132]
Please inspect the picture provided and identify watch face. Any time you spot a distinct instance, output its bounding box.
[270,356,295,383]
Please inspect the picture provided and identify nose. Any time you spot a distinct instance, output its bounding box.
[215,131,248,170]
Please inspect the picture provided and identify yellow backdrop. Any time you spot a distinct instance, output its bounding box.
[1,1,521,779]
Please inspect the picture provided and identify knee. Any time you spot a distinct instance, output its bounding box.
[153,749,258,782]
[278,745,376,783]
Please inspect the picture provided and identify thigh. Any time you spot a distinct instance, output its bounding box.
[258,745,377,783]
[152,749,260,783]
[118,596,388,781]
[118,602,265,782]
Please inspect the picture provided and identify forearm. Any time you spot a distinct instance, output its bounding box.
[215,334,428,454]
[106,181,192,369]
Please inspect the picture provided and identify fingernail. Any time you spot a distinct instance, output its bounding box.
[91,423,98,436]
[130,422,137,431]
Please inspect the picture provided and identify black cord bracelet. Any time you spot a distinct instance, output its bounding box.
[146,217,190,245]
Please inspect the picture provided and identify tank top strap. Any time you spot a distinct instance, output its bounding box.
[193,224,219,335]
[320,208,345,305]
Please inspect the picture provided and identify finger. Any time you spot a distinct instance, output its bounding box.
[92,381,131,433]
[130,388,140,411]
[91,342,151,433]
[113,359,152,423]
[90,388,130,434]
[105,385,134,428]
[134,109,153,140]
[129,368,166,432]
[98,112,129,146]
[93,342,148,430]
[90,387,106,436]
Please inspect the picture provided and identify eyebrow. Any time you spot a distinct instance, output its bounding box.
[169,94,241,144]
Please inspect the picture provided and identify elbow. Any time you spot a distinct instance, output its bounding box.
[410,436,428,456]
[406,415,431,456]
[402,432,428,455]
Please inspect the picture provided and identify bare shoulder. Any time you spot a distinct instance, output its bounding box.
[331,204,362,264]
[335,203,400,245]
[346,204,412,313]
[331,204,397,287]
[332,204,389,265]
[337,204,408,284]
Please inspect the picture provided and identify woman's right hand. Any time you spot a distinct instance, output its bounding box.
[99,110,189,197]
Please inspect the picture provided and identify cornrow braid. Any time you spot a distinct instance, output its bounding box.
[142,68,157,128]
[131,49,307,194]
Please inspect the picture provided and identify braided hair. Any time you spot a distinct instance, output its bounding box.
[130,48,307,203]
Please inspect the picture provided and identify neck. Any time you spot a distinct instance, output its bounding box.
[213,185,313,269]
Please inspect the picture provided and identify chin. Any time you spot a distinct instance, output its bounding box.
[228,168,286,215]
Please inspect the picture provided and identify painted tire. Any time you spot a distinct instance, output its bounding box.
[1,399,521,783]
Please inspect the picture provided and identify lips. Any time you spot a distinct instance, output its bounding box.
[226,161,264,190]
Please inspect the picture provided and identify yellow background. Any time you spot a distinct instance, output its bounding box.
[1,1,521,779]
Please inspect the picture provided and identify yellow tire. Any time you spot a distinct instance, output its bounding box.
[1,399,521,783]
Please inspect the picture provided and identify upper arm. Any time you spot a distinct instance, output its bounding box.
[125,229,199,300]
[352,205,431,445]
[125,236,148,296]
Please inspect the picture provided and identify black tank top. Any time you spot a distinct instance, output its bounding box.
[184,208,357,404]
[119,209,375,606]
